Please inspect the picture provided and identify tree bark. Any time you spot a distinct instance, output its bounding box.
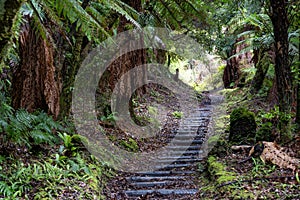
[0,0,24,62]
[58,0,91,118]
[250,49,267,93]
[12,17,60,118]
[58,32,86,118]
[96,0,147,120]
[269,0,292,142]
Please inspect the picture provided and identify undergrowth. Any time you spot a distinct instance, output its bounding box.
[0,88,115,199]
[0,152,114,199]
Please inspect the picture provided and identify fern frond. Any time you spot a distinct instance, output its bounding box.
[105,0,141,30]
[228,45,255,60]
[237,30,256,38]
[113,0,140,18]
[50,0,111,41]
[30,129,55,145]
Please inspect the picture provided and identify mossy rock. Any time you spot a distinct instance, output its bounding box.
[229,107,256,144]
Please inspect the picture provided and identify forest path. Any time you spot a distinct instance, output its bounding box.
[103,91,224,199]
[123,106,212,199]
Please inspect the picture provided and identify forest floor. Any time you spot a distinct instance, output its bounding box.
[0,84,299,199]
[102,85,300,199]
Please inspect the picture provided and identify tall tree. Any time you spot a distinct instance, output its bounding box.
[269,0,292,142]
[96,0,146,120]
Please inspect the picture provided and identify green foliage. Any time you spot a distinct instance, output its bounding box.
[58,132,85,157]
[1,108,61,149]
[145,0,208,30]
[255,122,273,142]
[0,153,112,199]
[100,112,117,125]
[251,157,276,176]
[171,111,183,119]
[207,156,236,185]
[255,106,280,142]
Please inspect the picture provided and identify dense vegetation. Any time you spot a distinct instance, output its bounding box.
[0,0,299,199]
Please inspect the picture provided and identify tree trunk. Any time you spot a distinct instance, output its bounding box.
[0,0,24,62]
[251,49,266,93]
[96,0,147,119]
[223,25,253,88]
[223,56,240,88]
[269,0,292,142]
[57,0,91,118]
[12,17,60,118]
[58,32,86,118]
[250,48,275,93]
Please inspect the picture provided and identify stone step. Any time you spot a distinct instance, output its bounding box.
[125,189,198,197]
[159,155,201,160]
[166,145,200,150]
[157,158,202,164]
[130,180,193,188]
[127,176,187,182]
[175,129,207,132]
[179,124,204,126]
[117,104,213,199]
[136,170,196,176]
[170,132,205,139]
[172,139,204,145]
[163,150,203,156]
[154,163,195,170]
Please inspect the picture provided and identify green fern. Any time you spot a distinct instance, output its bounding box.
[3,109,60,149]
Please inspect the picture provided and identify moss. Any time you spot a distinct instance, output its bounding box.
[119,138,139,152]
[229,107,256,144]
[206,156,255,199]
[171,111,183,119]
[230,107,255,124]
[207,156,235,185]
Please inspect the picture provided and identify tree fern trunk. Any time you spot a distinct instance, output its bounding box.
[58,32,85,119]
[269,0,292,142]
[12,17,60,118]
[97,0,147,120]
[58,0,91,118]
[250,49,273,93]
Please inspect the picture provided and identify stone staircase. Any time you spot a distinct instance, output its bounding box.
[122,106,213,199]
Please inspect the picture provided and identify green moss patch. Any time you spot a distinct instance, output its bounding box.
[229,107,256,144]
